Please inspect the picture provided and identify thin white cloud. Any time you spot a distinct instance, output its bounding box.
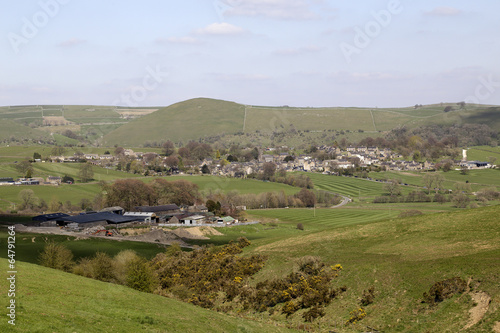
[57,38,86,47]
[210,73,270,81]
[425,7,462,17]
[195,22,246,35]
[223,0,322,20]
[330,71,413,83]
[274,45,323,56]
[156,36,199,44]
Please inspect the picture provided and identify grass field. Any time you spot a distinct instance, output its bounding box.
[303,172,413,200]
[0,175,301,211]
[367,169,500,192]
[239,205,500,332]
[2,204,498,332]
[0,258,296,333]
[467,146,500,162]
[169,175,301,195]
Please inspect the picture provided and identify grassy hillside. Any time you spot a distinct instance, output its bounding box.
[243,205,500,332]
[103,98,246,146]
[0,119,51,142]
[0,258,295,333]
[2,101,499,147]
[103,100,500,146]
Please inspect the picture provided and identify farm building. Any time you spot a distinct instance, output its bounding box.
[134,204,180,215]
[0,177,14,184]
[33,213,71,226]
[100,206,125,215]
[55,212,138,228]
[180,215,206,225]
[217,216,237,225]
[123,212,156,223]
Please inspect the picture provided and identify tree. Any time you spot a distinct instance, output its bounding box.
[284,155,295,162]
[104,179,156,210]
[39,242,74,272]
[262,162,276,180]
[162,140,175,156]
[62,175,74,184]
[452,193,470,208]
[460,165,469,175]
[49,197,63,212]
[114,146,125,157]
[295,188,316,207]
[201,164,210,174]
[33,152,41,160]
[383,179,401,196]
[78,163,94,182]
[443,106,453,112]
[227,154,238,162]
[18,189,39,210]
[15,160,33,177]
[165,155,179,171]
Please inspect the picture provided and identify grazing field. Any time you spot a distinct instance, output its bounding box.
[240,206,500,332]
[0,175,301,211]
[0,232,168,264]
[467,146,500,162]
[0,258,295,333]
[303,172,413,199]
[248,208,399,232]
[0,183,101,211]
[368,169,500,191]
[170,175,301,195]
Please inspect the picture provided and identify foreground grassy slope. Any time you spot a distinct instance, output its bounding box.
[0,259,295,333]
[104,98,246,145]
[243,205,500,332]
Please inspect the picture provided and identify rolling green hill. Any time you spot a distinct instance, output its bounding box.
[0,258,295,333]
[103,98,246,145]
[2,100,499,147]
[103,99,500,146]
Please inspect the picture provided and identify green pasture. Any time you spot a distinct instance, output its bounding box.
[467,146,500,162]
[0,183,101,210]
[170,175,301,195]
[303,172,412,199]
[0,232,168,264]
[0,258,295,333]
[243,205,500,332]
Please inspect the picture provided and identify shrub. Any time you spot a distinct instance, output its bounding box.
[452,193,470,208]
[423,277,467,304]
[39,242,74,272]
[360,286,375,306]
[346,307,366,325]
[281,300,299,317]
[126,257,158,293]
[113,250,140,285]
[302,305,325,322]
[297,223,304,230]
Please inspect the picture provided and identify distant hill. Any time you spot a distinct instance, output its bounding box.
[103,99,500,146]
[103,98,245,146]
[1,100,498,147]
[0,119,51,142]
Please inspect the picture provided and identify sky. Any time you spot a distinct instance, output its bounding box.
[1,0,500,108]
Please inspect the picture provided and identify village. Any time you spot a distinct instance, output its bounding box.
[0,145,494,187]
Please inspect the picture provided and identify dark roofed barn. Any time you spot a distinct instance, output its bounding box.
[55,212,138,228]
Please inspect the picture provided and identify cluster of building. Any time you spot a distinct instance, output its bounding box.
[33,204,240,229]
[0,176,62,186]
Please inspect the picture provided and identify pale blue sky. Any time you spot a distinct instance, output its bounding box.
[2,0,499,107]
